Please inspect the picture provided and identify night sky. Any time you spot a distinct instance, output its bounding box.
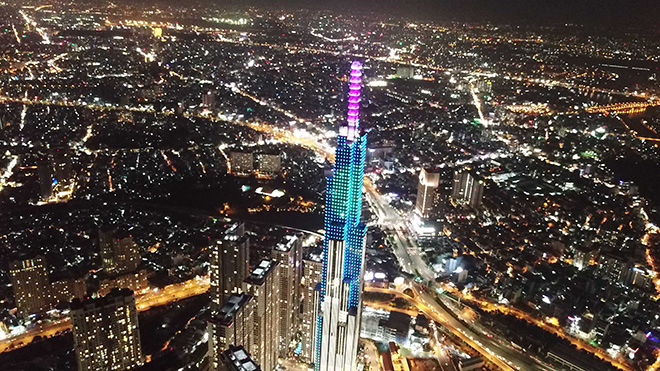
[203,0,660,28]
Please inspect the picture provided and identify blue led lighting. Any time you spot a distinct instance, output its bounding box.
[314,61,367,369]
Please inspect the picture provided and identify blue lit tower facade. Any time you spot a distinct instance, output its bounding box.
[314,61,367,371]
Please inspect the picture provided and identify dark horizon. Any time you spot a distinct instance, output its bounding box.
[108,0,660,29]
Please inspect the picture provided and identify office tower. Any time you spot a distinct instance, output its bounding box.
[99,228,141,275]
[71,288,143,371]
[271,234,302,354]
[451,171,484,208]
[415,169,440,218]
[230,152,254,175]
[314,61,368,371]
[219,345,262,371]
[242,260,280,371]
[210,223,250,314]
[300,254,323,363]
[9,255,52,317]
[256,153,281,176]
[208,293,255,371]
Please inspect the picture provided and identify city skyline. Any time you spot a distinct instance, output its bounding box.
[0,2,660,371]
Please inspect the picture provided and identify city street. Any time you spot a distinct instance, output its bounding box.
[364,285,555,371]
[0,277,210,353]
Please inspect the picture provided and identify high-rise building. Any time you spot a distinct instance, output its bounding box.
[451,171,484,208]
[256,153,281,176]
[300,253,323,363]
[9,255,52,317]
[99,228,141,275]
[71,288,143,371]
[415,169,440,218]
[271,234,302,354]
[314,61,368,371]
[210,223,250,314]
[219,345,261,371]
[209,293,255,371]
[202,90,216,108]
[230,152,254,175]
[242,260,280,371]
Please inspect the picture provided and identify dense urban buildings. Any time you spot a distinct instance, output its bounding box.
[70,288,143,371]
[1,1,660,371]
[99,228,141,275]
[315,61,368,371]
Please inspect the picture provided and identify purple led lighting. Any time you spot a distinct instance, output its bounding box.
[345,61,362,141]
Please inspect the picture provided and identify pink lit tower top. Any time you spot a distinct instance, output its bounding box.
[315,60,368,371]
[342,61,363,142]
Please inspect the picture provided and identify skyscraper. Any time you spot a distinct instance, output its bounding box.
[208,293,255,371]
[271,234,302,354]
[9,255,52,317]
[415,169,440,218]
[71,288,143,371]
[242,259,280,371]
[314,61,368,371]
[451,171,484,208]
[210,223,250,314]
[301,253,323,363]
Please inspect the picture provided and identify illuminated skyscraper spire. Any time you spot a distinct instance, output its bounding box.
[314,61,367,371]
[346,61,362,141]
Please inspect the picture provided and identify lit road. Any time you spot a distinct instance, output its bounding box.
[365,285,556,371]
[0,276,210,353]
[361,160,631,370]
[440,285,632,371]
[0,37,650,368]
[363,183,436,281]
